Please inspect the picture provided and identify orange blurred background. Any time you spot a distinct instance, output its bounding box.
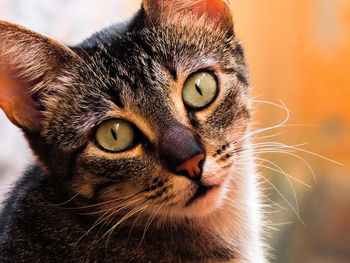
[1,0,349,262]
[230,1,350,262]
[233,0,350,161]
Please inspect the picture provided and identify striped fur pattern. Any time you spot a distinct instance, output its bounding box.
[0,0,266,262]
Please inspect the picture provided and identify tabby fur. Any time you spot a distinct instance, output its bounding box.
[0,0,266,262]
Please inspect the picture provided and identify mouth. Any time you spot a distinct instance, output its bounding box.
[185,184,219,207]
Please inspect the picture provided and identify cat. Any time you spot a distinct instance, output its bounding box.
[0,0,266,262]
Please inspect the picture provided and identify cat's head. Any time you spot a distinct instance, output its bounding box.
[0,0,250,219]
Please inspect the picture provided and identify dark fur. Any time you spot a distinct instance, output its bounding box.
[0,167,236,263]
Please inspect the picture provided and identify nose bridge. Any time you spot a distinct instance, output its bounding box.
[159,123,205,179]
[140,93,205,178]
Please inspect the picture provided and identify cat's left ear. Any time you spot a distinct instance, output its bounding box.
[0,21,78,132]
[142,0,233,31]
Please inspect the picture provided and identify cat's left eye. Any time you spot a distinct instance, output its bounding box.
[95,119,135,153]
[182,71,218,109]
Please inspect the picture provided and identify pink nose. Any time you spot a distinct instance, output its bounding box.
[175,154,205,179]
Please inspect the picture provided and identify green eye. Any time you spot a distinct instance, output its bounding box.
[95,119,135,152]
[182,72,218,109]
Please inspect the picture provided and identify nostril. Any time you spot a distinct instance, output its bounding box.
[175,154,205,179]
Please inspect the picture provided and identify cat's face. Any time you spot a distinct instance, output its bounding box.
[0,0,250,219]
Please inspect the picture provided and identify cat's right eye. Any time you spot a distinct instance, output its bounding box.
[95,119,135,153]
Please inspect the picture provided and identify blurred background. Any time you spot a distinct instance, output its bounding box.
[0,0,349,262]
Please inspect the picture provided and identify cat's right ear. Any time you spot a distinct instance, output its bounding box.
[142,0,233,31]
[0,21,78,132]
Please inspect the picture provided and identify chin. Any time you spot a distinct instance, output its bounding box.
[183,184,226,218]
[166,179,229,219]
[185,171,233,218]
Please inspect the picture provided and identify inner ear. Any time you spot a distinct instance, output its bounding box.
[190,0,230,20]
[0,20,78,132]
[142,0,233,30]
[0,72,41,131]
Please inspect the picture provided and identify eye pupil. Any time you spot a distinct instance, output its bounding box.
[195,84,203,96]
[111,128,118,141]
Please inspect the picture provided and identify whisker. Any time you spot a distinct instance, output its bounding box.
[250,141,308,148]
[101,201,148,246]
[269,221,295,226]
[260,174,305,225]
[230,98,343,234]
[277,144,342,165]
[256,131,285,140]
[85,198,139,242]
[240,99,290,142]
[254,160,301,213]
[232,164,302,222]
[46,192,80,207]
[260,191,287,211]
[91,197,145,246]
[140,203,166,245]
[237,147,318,184]
[128,204,149,239]
[254,156,310,212]
[75,195,145,249]
[74,210,113,249]
[68,189,147,210]
[248,148,317,183]
[253,159,311,188]
[79,200,143,215]
[249,141,341,167]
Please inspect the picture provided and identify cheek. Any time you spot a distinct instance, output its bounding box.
[80,142,193,187]
[201,157,232,186]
